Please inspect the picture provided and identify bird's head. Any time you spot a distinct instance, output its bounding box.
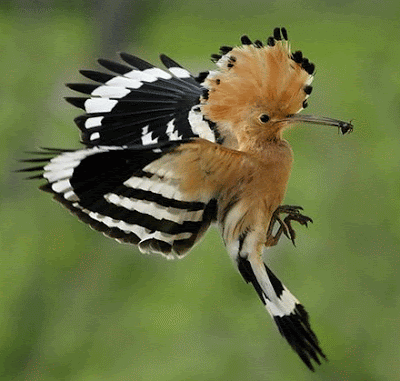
[200,28,352,149]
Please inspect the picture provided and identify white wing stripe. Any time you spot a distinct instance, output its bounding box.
[143,68,172,80]
[84,98,118,113]
[104,193,203,223]
[168,67,191,78]
[90,132,100,141]
[141,129,158,145]
[188,107,216,142]
[51,178,73,193]
[124,176,187,202]
[166,119,182,141]
[92,86,131,98]
[64,190,80,202]
[44,168,74,183]
[44,146,124,182]
[73,204,192,241]
[124,70,158,82]
[85,116,104,129]
[106,76,142,89]
[44,160,81,172]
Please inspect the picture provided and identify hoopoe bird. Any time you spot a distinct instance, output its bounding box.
[21,27,353,371]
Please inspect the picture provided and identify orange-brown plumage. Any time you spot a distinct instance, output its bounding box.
[168,137,292,244]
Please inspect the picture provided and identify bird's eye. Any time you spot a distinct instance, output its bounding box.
[259,114,270,123]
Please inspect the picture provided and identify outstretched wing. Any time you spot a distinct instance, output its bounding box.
[22,141,218,259]
[66,53,218,147]
[20,53,231,258]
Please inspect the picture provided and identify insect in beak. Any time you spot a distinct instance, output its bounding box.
[282,114,354,135]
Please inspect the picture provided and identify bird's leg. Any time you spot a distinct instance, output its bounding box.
[265,205,313,247]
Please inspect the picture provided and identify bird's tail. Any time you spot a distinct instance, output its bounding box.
[236,255,327,371]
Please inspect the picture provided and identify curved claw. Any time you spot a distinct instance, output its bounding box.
[266,205,313,247]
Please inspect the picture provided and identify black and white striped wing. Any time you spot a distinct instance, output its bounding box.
[25,143,217,259]
[66,53,218,147]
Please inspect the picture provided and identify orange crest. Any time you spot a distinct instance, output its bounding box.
[201,28,315,142]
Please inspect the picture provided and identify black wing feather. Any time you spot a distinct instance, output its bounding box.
[66,53,214,147]
[119,52,155,70]
[97,58,133,75]
[79,70,114,84]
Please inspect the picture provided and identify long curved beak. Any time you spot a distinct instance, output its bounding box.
[281,114,353,135]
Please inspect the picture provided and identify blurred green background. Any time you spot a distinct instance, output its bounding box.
[2,0,400,380]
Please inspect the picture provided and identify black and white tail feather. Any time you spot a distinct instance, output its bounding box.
[20,39,326,371]
[234,234,326,371]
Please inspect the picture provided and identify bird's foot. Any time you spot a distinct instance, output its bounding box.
[265,205,313,247]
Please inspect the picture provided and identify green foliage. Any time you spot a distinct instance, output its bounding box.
[2,1,400,380]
